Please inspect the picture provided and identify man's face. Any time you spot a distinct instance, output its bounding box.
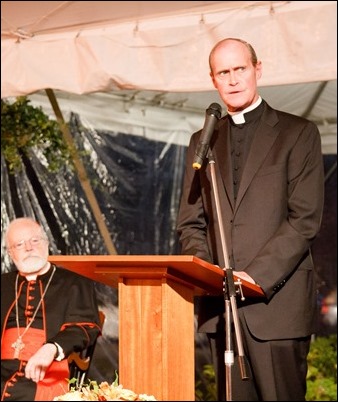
[210,40,262,113]
[7,222,49,276]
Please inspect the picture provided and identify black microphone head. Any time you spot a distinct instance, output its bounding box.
[206,103,222,119]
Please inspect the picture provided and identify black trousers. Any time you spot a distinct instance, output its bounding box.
[207,308,310,401]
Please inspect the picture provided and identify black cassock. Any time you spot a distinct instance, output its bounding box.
[1,265,101,401]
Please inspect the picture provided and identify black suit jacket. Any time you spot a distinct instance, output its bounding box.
[177,100,325,340]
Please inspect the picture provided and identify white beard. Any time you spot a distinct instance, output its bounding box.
[21,256,48,272]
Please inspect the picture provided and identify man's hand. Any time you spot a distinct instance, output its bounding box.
[24,343,57,382]
[234,271,257,285]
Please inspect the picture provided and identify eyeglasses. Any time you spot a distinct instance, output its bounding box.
[9,236,47,251]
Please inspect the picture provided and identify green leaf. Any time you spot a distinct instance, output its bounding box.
[1,96,74,173]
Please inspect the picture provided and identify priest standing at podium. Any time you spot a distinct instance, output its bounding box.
[177,38,324,401]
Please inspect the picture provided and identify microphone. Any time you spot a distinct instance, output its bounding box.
[192,103,222,170]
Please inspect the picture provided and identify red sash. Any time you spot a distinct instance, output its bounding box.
[2,328,45,360]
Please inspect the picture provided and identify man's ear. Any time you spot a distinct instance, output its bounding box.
[210,72,217,89]
[256,60,262,81]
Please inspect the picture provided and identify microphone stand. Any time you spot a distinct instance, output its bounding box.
[207,150,249,401]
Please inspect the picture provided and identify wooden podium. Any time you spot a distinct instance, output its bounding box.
[48,255,263,401]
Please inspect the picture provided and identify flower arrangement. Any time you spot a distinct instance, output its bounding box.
[53,374,157,401]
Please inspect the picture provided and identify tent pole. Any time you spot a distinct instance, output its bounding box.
[45,88,117,255]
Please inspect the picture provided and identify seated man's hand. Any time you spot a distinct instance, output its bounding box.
[24,343,57,382]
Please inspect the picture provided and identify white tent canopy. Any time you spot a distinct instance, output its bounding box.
[1,1,336,95]
[1,1,337,153]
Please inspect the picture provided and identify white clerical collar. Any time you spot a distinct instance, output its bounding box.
[229,96,262,124]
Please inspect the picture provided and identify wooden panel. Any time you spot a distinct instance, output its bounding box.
[118,277,195,401]
[162,279,194,400]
